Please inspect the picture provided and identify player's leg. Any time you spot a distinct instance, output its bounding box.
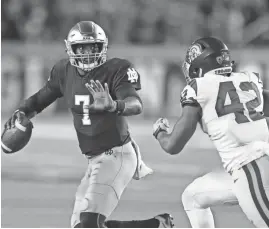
[71,166,92,228]
[231,155,269,227]
[103,140,173,228]
[182,168,238,228]
[71,141,173,228]
[72,142,137,227]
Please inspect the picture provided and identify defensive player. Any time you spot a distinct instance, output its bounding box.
[180,89,269,228]
[153,37,269,227]
[4,21,173,228]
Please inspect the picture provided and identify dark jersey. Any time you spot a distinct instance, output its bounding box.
[19,58,141,155]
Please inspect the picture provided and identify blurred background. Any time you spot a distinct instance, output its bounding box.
[1,0,269,228]
[2,0,269,117]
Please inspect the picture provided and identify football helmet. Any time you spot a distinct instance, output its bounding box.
[182,37,233,83]
[65,21,108,72]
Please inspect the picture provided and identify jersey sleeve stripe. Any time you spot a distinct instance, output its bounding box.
[181,98,199,107]
[189,79,198,95]
[253,72,263,84]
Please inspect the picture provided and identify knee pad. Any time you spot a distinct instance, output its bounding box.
[83,185,119,217]
[182,181,209,210]
[182,172,237,211]
[80,212,106,228]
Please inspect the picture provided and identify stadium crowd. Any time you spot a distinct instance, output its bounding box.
[2,0,269,46]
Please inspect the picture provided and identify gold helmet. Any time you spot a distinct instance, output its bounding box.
[65,21,108,72]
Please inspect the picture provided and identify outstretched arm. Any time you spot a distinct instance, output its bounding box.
[86,60,143,116]
[113,61,143,116]
[18,64,63,118]
[155,105,201,155]
[18,85,62,118]
[114,83,143,116]
[85,80,142,116]
[116,96,142,116]
[4,64,63,130]
[4,84,62,129]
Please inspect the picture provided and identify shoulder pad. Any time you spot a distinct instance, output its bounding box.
[48,58,69,82]
[242,71,263,85]
[253,72,263,84]
[108,58,132,68]
[53,59,69,74]
[110,58,141,91]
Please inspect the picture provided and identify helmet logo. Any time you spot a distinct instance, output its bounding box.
[186,43,202,64]
[83,36,94,40]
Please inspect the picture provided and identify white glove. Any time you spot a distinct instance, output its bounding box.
[153,118,170,139]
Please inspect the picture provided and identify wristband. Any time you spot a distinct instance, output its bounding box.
[115,100,125,115]
[108,101,117,112]
[153,126,166,139]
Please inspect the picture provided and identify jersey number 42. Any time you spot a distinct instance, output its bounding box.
[215,81,263,123]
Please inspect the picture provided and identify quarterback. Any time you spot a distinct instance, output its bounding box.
[4,21,173,228]
[153,37,269,227]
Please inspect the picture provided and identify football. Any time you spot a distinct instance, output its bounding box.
[1,118,33,154]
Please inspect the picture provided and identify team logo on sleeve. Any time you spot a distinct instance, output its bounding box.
[127,68,139,83]
[180,85,198,106]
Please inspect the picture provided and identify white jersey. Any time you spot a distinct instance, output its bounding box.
[181,71,269,172]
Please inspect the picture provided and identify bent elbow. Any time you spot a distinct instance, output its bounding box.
[168,149,180,155]
[135,102,143,115]
[166,142,185,155]
[167,147,181,155]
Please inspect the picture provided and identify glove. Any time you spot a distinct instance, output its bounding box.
[4,110,28,129]
[153,118,170,139]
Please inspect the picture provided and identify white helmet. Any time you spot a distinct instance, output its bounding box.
[65,21,108,72]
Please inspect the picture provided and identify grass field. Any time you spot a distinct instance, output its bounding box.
[1,116,253,228]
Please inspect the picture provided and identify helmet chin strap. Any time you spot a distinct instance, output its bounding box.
[198,68,203,78]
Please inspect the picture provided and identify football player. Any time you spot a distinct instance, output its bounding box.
[153,37,269,227]
[180,88,269,228]
[4,21,174,228]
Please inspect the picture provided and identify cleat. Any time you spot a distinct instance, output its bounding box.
[155,213,174,228]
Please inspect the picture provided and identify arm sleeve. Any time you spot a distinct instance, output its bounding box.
[112,60,142,102]
[18,65,63,115]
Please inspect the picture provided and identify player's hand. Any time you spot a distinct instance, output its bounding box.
[4,110,26,130]
[153,118,170,139]
[85,80,116,112]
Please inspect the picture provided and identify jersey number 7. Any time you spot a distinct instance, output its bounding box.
[215,81,263,124]
[75,95,91,125]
